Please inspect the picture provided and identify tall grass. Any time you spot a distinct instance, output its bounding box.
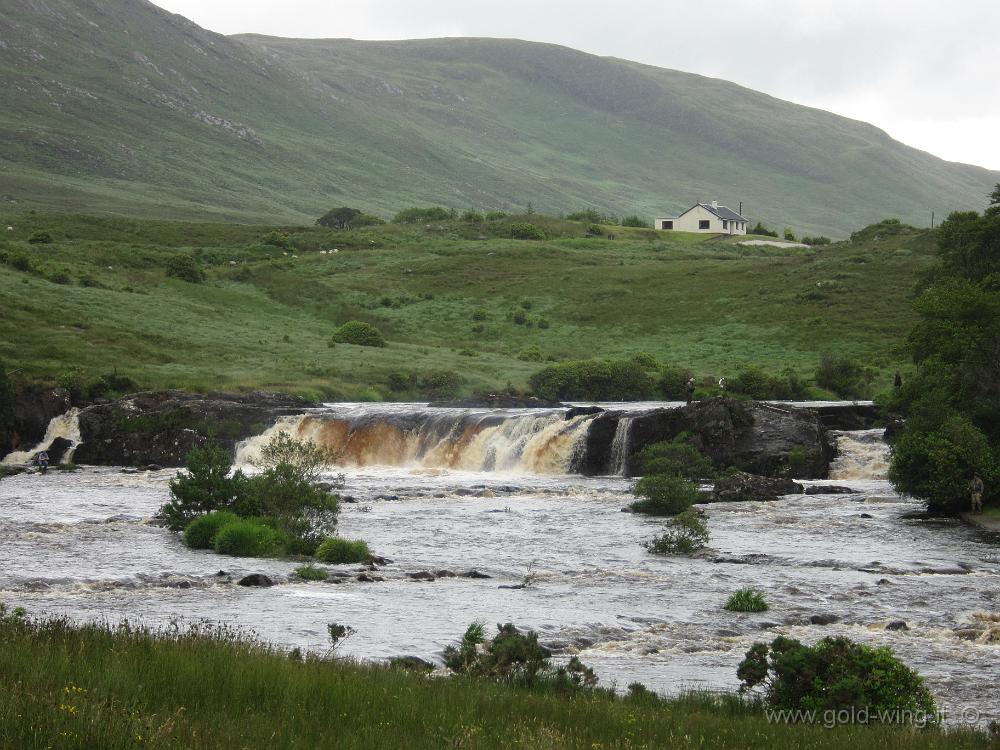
[0,609,989,749]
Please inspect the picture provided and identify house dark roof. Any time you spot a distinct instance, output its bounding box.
[676,203,748,222]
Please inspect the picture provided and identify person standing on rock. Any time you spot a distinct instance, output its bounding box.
[686,378,696,405]
[970,473,984,513]
[35,450,49,474]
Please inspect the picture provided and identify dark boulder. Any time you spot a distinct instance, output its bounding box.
[574,398,834,478]
[460,569,492,579]
[73,390,317,467]
[237,574,273,587]
[46,437,75,464]
[886,620,909,631]
[711,471,804,503]
[809,614,840,625]
[804,485,857,495]
[808,403,881,430]
[407,571,436,581]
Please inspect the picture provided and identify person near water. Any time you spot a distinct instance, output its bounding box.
[35,450,50,474]
[970,473,984,513]
[718,377,726,391]
[686,378,696,405]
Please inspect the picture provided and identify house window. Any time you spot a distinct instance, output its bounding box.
[723,220,728,230]
[699,219,710,230]
[661,220,673,230]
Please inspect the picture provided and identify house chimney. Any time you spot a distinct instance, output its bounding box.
[711,200,718,209]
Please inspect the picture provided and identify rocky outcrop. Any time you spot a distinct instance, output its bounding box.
[573,398,834,478]
[808,403,881,430]
[73,390,317,467]
[3,386,71,459]
[711,471,804,503]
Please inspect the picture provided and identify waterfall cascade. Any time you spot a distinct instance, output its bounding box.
[236,408,600,475]
[829,429,890,481]
[608,417,634,475]
[1,408,82,466]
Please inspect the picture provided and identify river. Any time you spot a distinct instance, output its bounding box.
[1,402,997,724]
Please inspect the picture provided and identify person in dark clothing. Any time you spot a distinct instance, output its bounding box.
[970,474,984,513]
[686,378,696,406]
[35,450,49,474]
[894,372,902,388]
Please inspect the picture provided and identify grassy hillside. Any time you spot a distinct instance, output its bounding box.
[0,0,996,236]
[0,210,935,400]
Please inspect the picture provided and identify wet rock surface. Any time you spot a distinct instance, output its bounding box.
[73,390,318,467]
[711,471,804,503]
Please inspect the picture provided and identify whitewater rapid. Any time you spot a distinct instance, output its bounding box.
[0,405,997,725]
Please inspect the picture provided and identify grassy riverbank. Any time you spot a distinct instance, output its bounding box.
[0,211,936,400]
[0,609,991,750]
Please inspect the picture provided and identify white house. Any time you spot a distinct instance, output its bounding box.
[655,201,749,235]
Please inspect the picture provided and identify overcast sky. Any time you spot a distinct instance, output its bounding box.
[151,0,1000,173]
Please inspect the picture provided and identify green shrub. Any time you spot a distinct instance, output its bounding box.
[621,215,650,228]
[629,475,701,515]
[517,346,545,362]
[48,269,72,285]
[183,511,239,550]
[7,251,33,272]
[658,365,693,399]
[725,587,768,612]
[636,439,715,479]
[331,321,386,347]
[161,443,245,531]
[213,518,286,557]
[242,466,338,555]
[315,537,370,564]
[537,318,550,329]
[295,564,328,581]
[751,222,779,238]
[484,210,508,221]
[27,231,53,244]
[165,254,205,283]
[316,207,362,229]
[393,207,452,224]
[631,352,658,369]
[55,366,88,403]
[470,309,488,321]
[888,415,995,514]
[529,359,656,401]
[737,636,936,722]
[586,224,603,236]
[643,510,709,555]
[566,209,617,224]
[262,231,289,249]
[783,228,796,242]
[728,366,808,400]
[460,210,484,223]
[815,355,873,399]
[801,236,832,246]
[444,622,598,692]
[507,222,545,240]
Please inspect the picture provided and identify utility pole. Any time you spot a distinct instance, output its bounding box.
[931,210,935,229]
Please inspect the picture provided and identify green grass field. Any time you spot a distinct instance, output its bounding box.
[0,610,990,750]
[0,211,936,400]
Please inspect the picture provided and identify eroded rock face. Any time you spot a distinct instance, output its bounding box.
[573,398,834,478]
[3,387,71,459]
[73,391,317,467]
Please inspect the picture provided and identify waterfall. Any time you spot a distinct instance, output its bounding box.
[2,408,82,466]
[829,429,890,481]
[234,407,597,475]
[608,416,634,476]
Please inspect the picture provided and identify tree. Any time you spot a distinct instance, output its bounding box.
[988,182,1000,214]
[317,207,362,229]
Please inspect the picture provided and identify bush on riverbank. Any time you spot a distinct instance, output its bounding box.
[213,518,287,557]
[629,475,701,515]
[331,320,386,347]
[183,510,239,549]
[444,622,598,693]
[737,636,937,723]
[727,366,809,400]
[529,358,656,401]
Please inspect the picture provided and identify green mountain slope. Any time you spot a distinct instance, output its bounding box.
[0,0,996,234]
